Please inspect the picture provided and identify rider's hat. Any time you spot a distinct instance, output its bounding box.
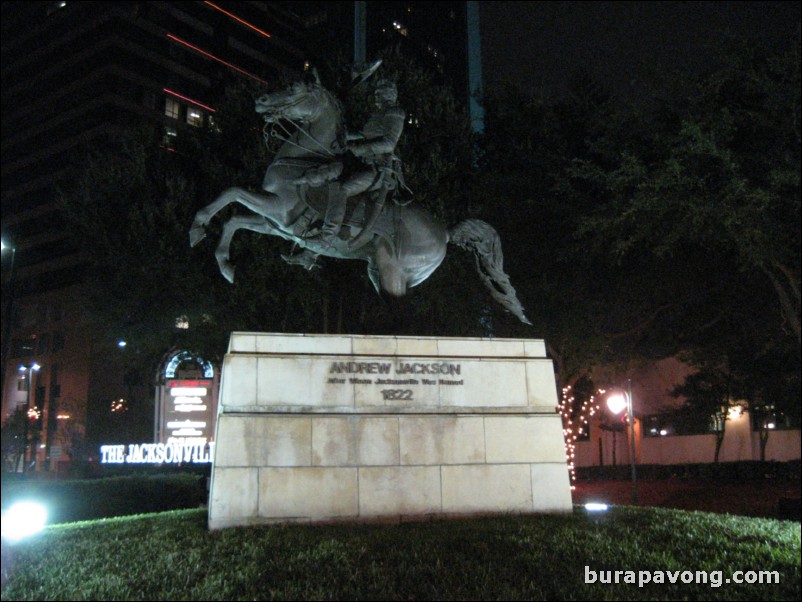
[351,59,382,88]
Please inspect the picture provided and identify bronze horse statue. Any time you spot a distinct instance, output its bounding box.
[189,77,531,325]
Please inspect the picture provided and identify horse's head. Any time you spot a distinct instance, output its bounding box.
[255,81,329,124]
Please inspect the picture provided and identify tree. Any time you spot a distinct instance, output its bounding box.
[52,395,87,464]
[557,373,604,481]
[476,73,650,387]
[672,364,745,463]
[471,37,801,458]
[574,38,800,347]
[559,37,800,418]
[1,407,26,473]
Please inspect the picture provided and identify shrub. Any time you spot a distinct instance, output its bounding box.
[1,473,207,524]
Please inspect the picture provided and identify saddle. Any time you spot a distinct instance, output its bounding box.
[291,184,399,253]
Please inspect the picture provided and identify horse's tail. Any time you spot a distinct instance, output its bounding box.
[448,219,532,325]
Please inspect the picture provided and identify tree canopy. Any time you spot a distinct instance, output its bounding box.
[572,38,800,414]
[476,35,799,413]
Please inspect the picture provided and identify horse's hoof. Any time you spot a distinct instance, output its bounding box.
[189,226,206,247]
[220,264,235,284]
[281,251,319,271]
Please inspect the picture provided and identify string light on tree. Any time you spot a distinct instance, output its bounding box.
[557,384,603,488]
[110,398,129,413]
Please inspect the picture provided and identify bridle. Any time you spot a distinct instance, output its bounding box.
[260,84,336,159]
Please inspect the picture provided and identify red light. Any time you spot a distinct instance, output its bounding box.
[166,34,269,85]
[169,380,213,388]
[163,89,216,113]
[204,1,272,39]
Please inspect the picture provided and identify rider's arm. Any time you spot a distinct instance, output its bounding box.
[349,109,405,158]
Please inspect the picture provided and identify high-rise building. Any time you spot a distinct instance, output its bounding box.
[1,1,483,472]
[1,1,307,471]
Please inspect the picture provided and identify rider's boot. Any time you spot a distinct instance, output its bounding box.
[314,182,347,250]
[284,183,347,270]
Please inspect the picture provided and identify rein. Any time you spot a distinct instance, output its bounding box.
[261,89,338,159]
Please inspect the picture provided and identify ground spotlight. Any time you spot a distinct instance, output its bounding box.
[1,502,48,543]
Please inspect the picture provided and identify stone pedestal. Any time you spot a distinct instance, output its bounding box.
[208,333,572,529]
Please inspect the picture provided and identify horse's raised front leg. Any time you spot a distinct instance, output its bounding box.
[190,187,284,247]
[214,214,290,283]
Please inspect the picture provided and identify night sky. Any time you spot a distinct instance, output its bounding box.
[480,1,801,98]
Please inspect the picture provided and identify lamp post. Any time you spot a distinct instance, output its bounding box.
[607,379,638,505]
[20,362,41,475]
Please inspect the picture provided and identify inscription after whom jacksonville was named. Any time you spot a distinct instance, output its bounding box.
[327,361,464,400]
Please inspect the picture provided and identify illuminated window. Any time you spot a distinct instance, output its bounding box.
[175,316,190,329]
[165,97,181,119]
[186,109,204,127]
[751,404,800,430]
[163,126,178,146]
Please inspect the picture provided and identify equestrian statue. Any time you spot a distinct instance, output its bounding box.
[189,64,531,325]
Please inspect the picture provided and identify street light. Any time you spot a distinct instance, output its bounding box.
[607,379,638,505]
[19,362,41,474]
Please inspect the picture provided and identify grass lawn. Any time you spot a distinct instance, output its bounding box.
[1,505,799,601]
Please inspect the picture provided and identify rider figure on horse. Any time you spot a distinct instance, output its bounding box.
[339,77,410,248]
[191,65,532,325]
[285,65,409,269]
